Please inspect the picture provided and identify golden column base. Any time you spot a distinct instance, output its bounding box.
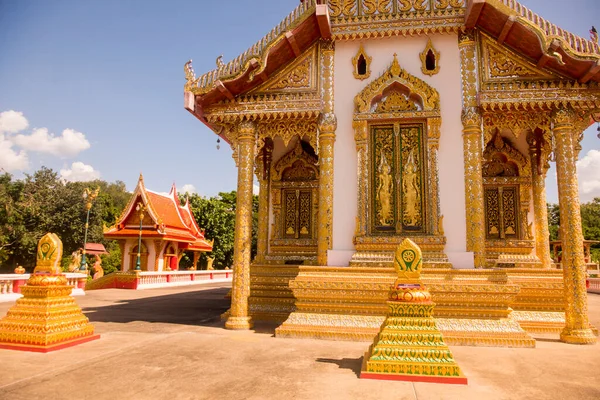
[224,316,254,330]
[560,329,598,345]
[0,274,99,352]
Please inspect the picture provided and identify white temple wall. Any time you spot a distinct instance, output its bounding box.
[157,248,165,271]
[122,238,155,271]
[123,240,133,271]
[331,34,468,266]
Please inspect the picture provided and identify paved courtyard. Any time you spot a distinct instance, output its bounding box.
[0,283,599,400]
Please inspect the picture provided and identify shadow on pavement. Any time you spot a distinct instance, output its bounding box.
[316,357,363,378]
[252,321,279,336]
[83,287,231,327]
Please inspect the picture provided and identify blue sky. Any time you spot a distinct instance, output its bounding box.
[0,0,599,203]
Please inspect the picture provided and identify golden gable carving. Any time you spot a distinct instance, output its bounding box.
[481,34,558,82]
[250,47,317,94]
[376,91,418,112]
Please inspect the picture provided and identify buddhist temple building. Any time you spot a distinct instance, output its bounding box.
[184,0,599,344]
[104,175,213,272]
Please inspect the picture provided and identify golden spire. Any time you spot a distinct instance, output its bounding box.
[391,53,401,77]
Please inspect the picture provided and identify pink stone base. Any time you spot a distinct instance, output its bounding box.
[0,334,100,353]
[360,372,468,385]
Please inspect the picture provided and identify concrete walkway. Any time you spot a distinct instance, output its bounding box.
[0,284,599,400]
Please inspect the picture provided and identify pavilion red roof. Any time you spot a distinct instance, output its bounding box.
[104,175,213,252]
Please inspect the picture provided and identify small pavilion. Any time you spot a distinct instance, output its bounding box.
[104,175,213,271]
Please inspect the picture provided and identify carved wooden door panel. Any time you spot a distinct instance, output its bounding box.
[282,189,312,239]
[484,186,519,239]
[370,123,427,235]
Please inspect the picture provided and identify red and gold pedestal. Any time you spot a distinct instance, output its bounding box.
[0,233,99,352]
[0,274,99,352]
[360,239,467,384]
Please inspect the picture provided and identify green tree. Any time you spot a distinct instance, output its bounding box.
[581,198,600,262]
[0,172,24,266]
[0,167,130,272]
[547,202,560,241]
[548,198,600,263]
[184,191,258,269]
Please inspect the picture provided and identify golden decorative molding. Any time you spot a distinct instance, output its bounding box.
[480,79,600,111]
[328,0,466,18]
[184,60,199,92]
[483,110,550,144]
[257,119,319,154]
[376,91,418,113]
[250,46,318,94]
[483,133,531,178]
[352,43,372,80]
[355,53,440,113]
[420,38,440,76]
[328,0,464,40]
[480,33,557,82]
[272,140,319,181]
[204,93,322,123]
[187,0,317,95]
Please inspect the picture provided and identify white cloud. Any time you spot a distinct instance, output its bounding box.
[60,162,100,182]
[577,149,600,202]
[13,127,90,158]
[0,133,29,172]
[180,184,197,194]
[0,110,29,134]
[253,184,260,195]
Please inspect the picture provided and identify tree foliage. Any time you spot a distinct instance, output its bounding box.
[548,197,600,262]
[0,168,129,273]
[184,191,258,269]
[0,168,258,273]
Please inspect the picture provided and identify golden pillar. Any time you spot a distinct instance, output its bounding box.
[353,120,368,238]
[225,120,256,330]
[255,140,273,264]
[317,40,336,266]
[553,109,596,344]
[459,31,486,268]
[529,139,552,269]
[427,117,442,235]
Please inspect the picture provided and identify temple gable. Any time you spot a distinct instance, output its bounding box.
[249,46,319,95]
[480,33,560,82]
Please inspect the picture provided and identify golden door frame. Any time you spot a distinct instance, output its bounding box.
[352,54,445,253]
[481,129,535,258]
[269,139,319,260]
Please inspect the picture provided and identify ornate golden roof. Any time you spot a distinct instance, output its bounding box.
[185,0,600,121]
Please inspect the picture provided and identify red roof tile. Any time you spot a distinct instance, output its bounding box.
[104,177,212,252]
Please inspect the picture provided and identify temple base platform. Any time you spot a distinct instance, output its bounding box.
[245,263,596,346]
[271,265,535,347]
